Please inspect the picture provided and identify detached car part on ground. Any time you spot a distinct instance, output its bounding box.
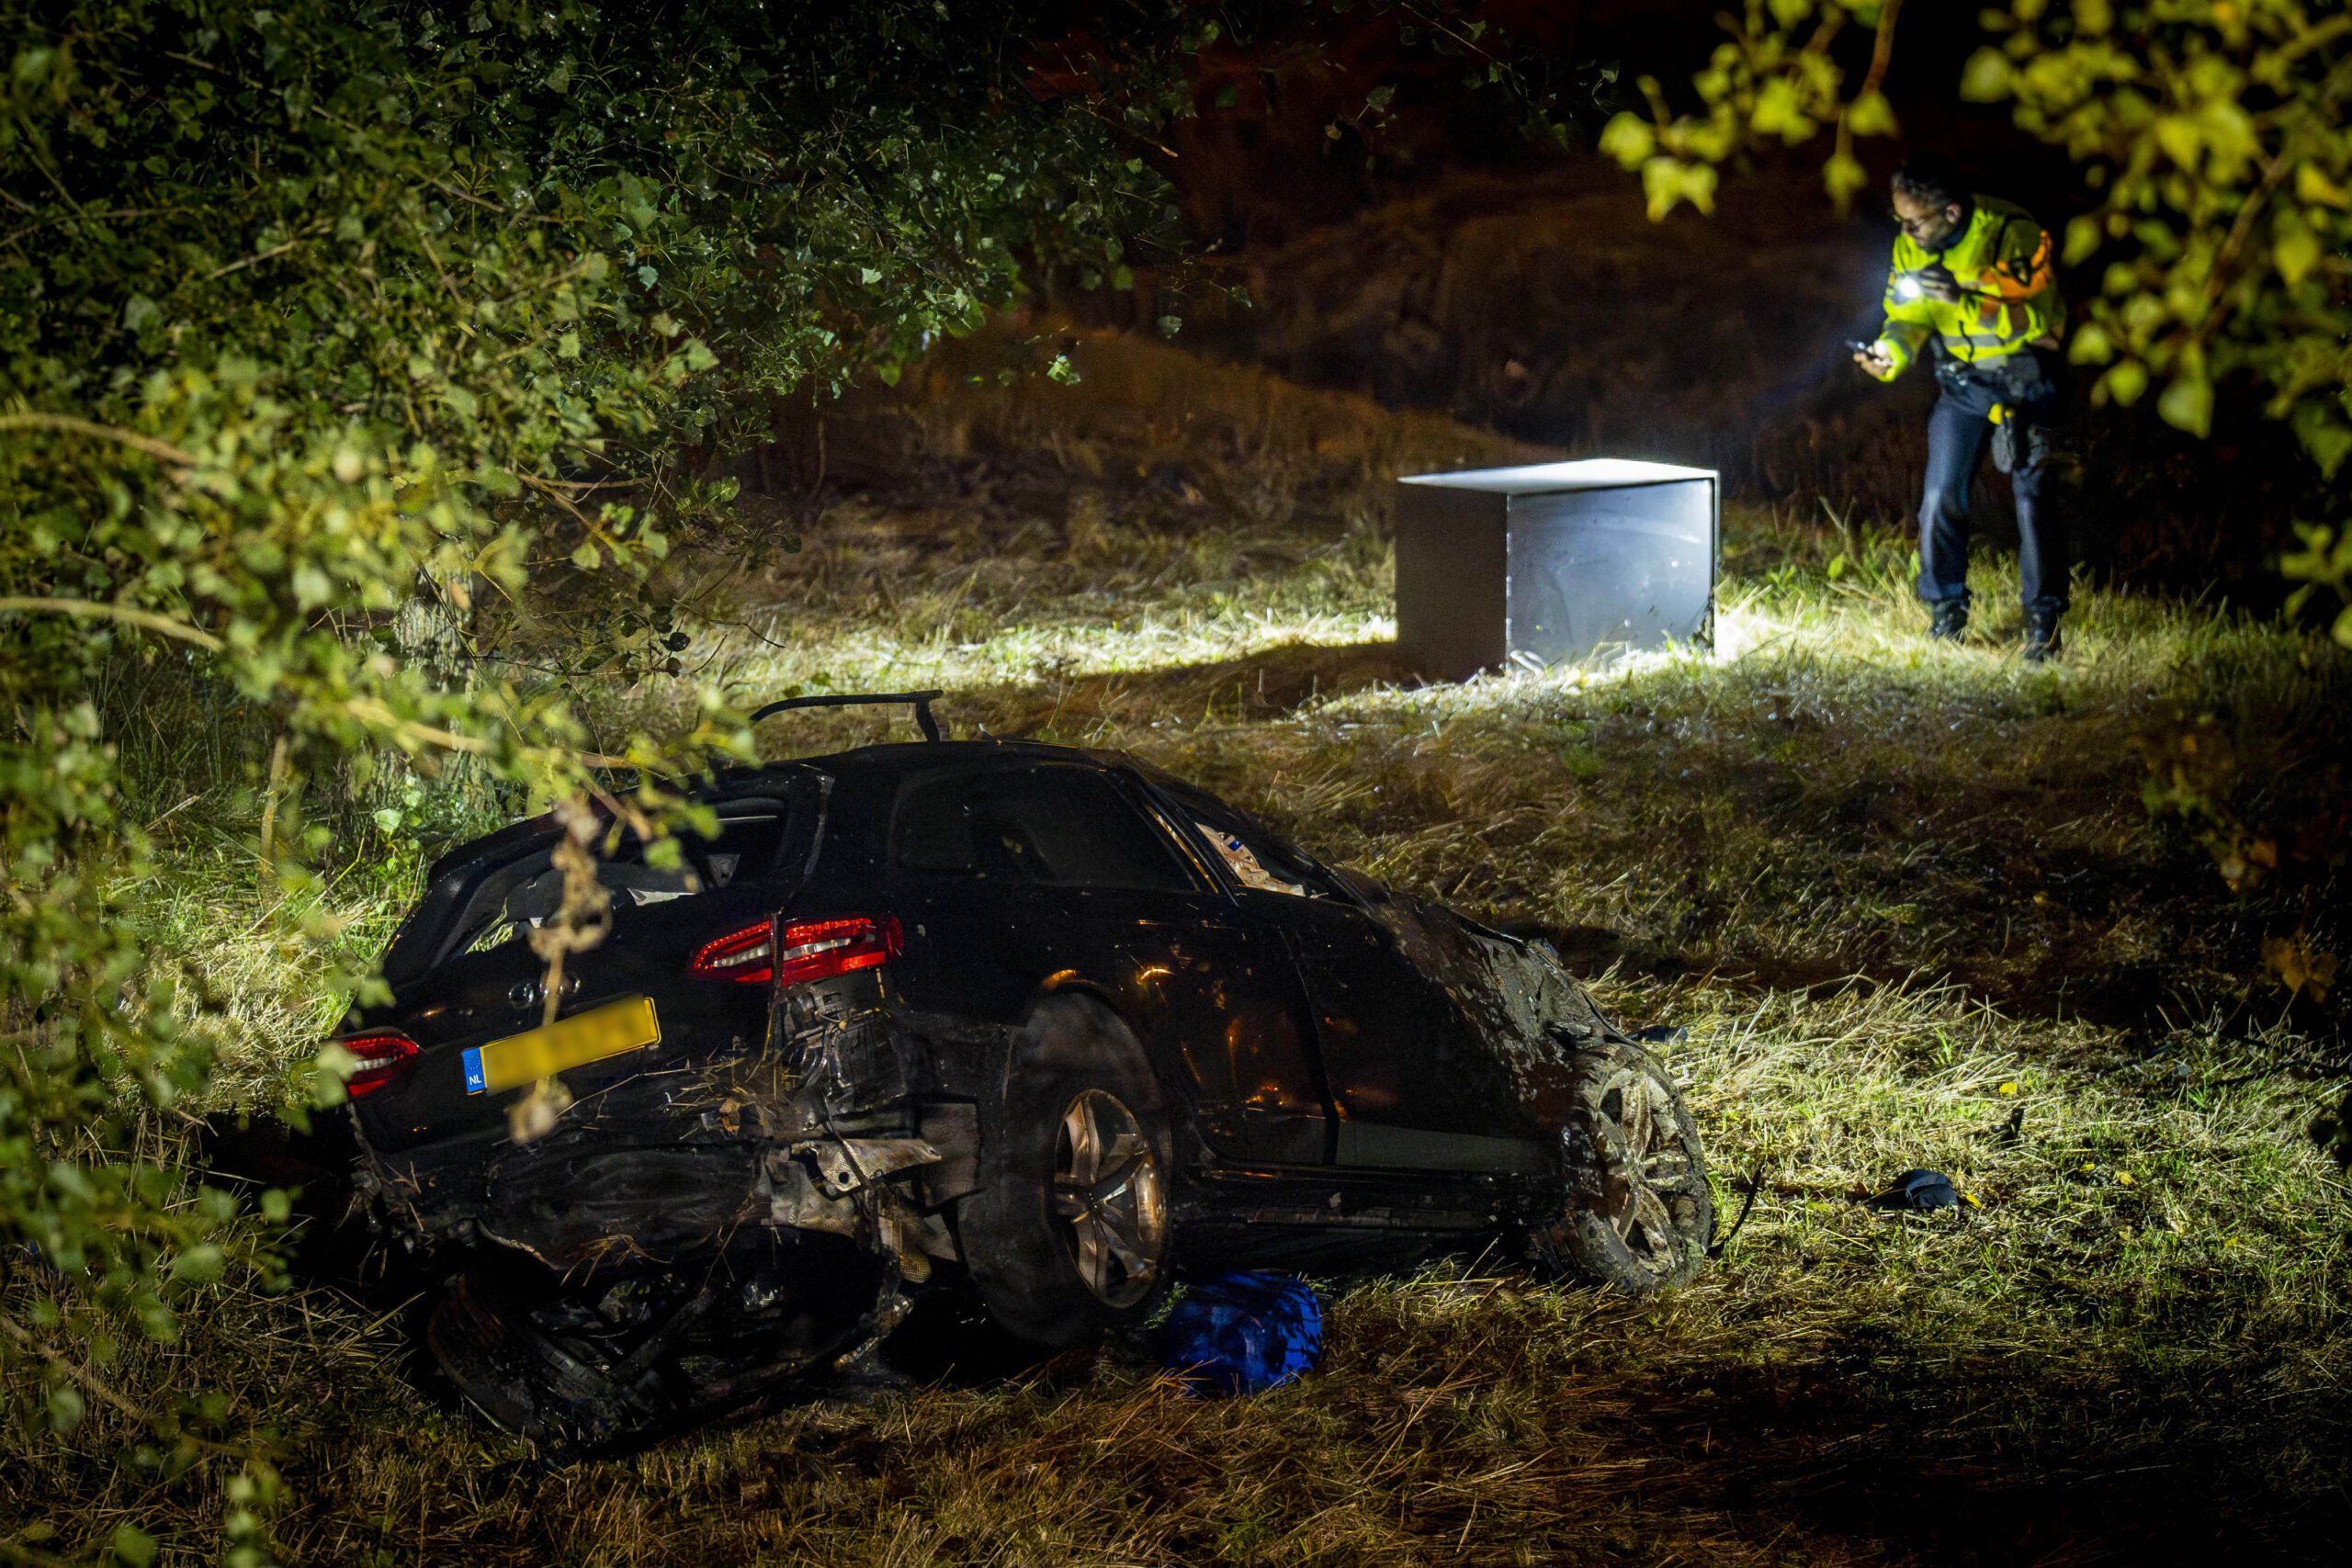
[325,696,1713,1454]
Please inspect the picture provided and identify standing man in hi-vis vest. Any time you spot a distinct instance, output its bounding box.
[1854,155,2070,661]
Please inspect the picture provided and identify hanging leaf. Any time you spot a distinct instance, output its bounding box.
[1959,48,2014,102]
[2273,225,2322,287]
[1598,111,1655,169]
[1846,88,1897,139]
[2159,369,2214,437]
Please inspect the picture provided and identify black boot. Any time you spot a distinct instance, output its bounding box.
[1928,598,1969,641]
[2024,605,2063,663]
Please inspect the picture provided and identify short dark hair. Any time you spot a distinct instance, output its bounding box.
[1891,155,1969,211]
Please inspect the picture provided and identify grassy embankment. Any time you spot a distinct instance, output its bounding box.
[6,329,2348,1565]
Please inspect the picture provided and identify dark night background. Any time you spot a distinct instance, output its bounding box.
[1015,0,2318,600]
[6,5,2347,1562]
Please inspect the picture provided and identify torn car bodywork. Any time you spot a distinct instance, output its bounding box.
[339,738,1703,1451]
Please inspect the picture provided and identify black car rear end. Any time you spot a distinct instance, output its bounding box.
[311,727,1710,1455]
[334,769,937,1450]
[352,780,821,1163]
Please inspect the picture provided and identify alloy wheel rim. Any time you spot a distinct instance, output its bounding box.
[1597,1066,1699,1271]
[1046,1088,1166,1307]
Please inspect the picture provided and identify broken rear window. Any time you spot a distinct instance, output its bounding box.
[384,794,809,982]
[479,808,795,941]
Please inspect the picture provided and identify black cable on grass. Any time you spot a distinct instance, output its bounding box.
[1709,1170,1765,1260]
[2202,1055,2349,1091]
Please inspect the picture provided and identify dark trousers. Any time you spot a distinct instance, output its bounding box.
[1916,350,2067,613]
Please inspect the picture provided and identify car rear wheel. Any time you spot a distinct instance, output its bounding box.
[1533,1039,1713,1296]
[957,993,1172,1348]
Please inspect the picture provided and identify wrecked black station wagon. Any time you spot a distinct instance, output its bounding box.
[326,694,1713,1451]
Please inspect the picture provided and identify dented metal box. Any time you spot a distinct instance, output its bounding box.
[1394,459,1718,680]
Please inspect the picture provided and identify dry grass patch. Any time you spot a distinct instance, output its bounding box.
[13,982,2338,1565]
[13,335,2348,1564]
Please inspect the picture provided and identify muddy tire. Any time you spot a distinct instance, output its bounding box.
[957,993,1173,1348]
[1533,1039,1713,1296]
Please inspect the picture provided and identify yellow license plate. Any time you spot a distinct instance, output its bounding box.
[462,996,662,1095]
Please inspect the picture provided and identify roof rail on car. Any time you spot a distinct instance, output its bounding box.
[748,690,944,743]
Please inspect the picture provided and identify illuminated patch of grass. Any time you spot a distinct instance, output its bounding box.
[130,829,420,1107]
[15,333,2348,1562]
[14,983,2341,1563]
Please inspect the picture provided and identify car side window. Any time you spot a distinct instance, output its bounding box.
[1193,820,1307,896]
[1161,792,1345,901]
[892,766,1203,892]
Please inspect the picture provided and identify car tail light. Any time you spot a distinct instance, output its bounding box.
[775,916,901,987]
[692,915,901,987]
[690,919,776,984]
[338,1032,421,1099]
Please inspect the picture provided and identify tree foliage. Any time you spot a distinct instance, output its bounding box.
[1593,0,1908,220]
[1597,0,2352,642]
[0,4,1621,1540]
[0,0,1194,1532]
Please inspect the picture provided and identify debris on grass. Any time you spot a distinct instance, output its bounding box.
[14,330,2348,1564]
[1163,1273,1325,1399]
[1863,1168,1973,1213]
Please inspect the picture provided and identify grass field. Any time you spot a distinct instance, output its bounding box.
[7,330,2349,1565]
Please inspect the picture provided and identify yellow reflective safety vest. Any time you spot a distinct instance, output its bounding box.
[1870,196,2063,379]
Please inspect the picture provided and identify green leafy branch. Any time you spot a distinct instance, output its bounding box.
[0,1,1205,1555]
[1596,0,1908,219]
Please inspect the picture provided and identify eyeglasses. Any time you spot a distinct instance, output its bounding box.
[1891,205,1958,235]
